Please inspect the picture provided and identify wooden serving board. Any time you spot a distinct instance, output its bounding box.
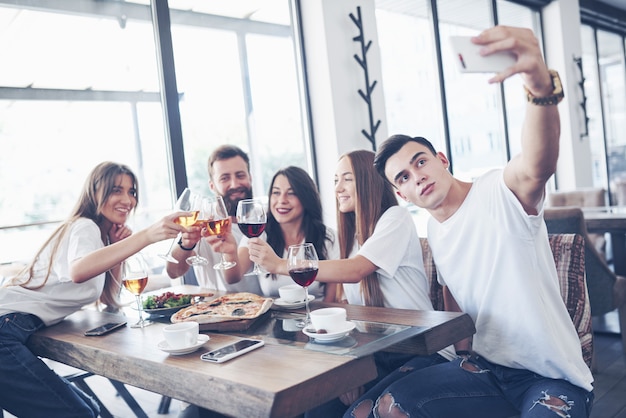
[198,311,270,332]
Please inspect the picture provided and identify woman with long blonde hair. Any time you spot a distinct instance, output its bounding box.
[0,161,187,418]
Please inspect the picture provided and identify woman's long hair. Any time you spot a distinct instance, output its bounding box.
[336,150,398,307]
[7,162,138,311]
[265,166,333,274]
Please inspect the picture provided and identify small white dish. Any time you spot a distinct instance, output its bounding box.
[273,294,314,309]
[158,334,210,355]
[302,321,356,343]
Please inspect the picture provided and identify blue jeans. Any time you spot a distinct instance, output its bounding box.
[0,313,100,418]
[306,351,445,418]
[345,353,594,418]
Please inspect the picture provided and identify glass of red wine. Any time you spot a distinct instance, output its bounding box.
[287,243,319,328]
[236,198,267,276]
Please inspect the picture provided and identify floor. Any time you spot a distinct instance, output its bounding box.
[4,329,626,418]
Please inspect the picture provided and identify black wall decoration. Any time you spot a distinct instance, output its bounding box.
[350,6,380,151]
[574,56,590,139]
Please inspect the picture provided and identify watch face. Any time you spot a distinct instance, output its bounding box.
[550,70,563,95]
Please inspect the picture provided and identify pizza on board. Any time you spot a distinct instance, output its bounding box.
[171,292,273,324]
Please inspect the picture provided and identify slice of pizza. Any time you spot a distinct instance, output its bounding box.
[171,292,273,324]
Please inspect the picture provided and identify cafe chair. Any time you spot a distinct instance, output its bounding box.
[545,207,626,358]
[420,234,594,370]
[547,187,607,260]
[65,370,150,418]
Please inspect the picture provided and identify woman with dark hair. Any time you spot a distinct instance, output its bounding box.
[0,161,188,418]
[217,165,338,300]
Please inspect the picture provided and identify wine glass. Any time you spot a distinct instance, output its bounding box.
[203,196,237,270]
[122,253,152,328]
[287,243,319,328]
[236,198,267,276]
[185,194,210,266]
[159,187,196,263]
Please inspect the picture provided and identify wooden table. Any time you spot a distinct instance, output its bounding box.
[27,286,475,418]
[583,206,626,276]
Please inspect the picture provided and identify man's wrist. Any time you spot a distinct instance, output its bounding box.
[177,238,196,251]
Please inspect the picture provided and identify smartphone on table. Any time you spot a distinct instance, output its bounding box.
[84,321,127,336]
[200,338,264,363]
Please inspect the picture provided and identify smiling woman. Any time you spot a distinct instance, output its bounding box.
[0,161,188,417]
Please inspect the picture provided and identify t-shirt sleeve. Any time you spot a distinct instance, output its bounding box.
[58,219,104,283]
[357,206,414,278]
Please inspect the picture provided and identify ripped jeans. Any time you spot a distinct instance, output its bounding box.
[344,354,593,418]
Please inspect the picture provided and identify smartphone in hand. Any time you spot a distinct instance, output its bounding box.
[450,36,516,73]
[84,321,127,336]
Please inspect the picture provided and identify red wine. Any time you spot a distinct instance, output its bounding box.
[289,267,318,287]
[238,223,266,238]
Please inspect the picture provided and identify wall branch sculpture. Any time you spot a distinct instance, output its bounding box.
[350,6,380,151]
[574,56,589,139]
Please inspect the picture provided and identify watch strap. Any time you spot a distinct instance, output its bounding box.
[524,69,564,106]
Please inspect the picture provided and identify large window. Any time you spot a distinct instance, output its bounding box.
[375,0,541,234]
[0,0,310,267]
[581,24,626,205]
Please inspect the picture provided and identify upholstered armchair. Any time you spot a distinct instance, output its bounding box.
[420,234,593,369]
[544,207,626,357]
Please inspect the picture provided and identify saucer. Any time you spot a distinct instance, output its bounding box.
[158,334,210,355]
[272,294,315,310]
[302,321,356,343]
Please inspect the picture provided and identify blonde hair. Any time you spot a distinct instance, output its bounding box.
[7,162,138,311]
[336,150,398,307]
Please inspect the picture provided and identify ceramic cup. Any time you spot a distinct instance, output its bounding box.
[278,284,306,303]
[309,307,347,333]
[163,322,199,349]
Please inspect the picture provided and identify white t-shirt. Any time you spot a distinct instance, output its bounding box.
[0,218,106,326]
[192,226,263,294]
[427,169,594,392]
[343,206,432,310]
[344,206,455,361]
[238,228,340,298]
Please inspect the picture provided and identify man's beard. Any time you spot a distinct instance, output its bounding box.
[223,186,253,217]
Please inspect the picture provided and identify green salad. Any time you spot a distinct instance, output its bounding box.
[143,292,192,310]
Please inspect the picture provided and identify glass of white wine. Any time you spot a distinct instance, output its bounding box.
[185,194,210,266]
[159,188,197,263]
[203,195,236,270]
[122,253,151,328]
